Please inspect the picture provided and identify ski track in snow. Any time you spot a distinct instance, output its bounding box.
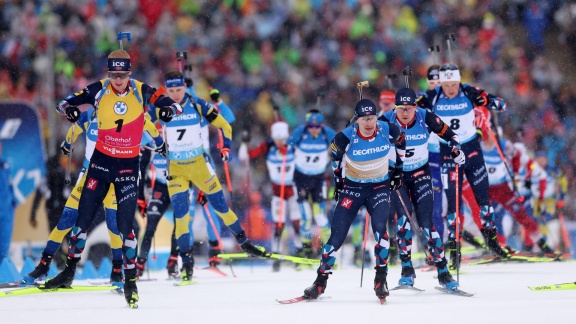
[1,261,574,324]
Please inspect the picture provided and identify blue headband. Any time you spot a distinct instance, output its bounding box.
[306,112,324,124]
[165,77,186,88]
[107,58,131,71]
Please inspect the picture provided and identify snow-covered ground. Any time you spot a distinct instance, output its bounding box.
[1,260,574,324]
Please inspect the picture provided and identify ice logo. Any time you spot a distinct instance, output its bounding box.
[114,101,128,115]
[445,72,453,79]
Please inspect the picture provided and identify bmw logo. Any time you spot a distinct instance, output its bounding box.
[114,101,128,115]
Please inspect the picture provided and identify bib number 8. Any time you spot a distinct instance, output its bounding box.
[450,119,460,130]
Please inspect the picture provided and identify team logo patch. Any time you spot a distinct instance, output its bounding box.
[154,192,162,199]
[86,178,98,190]
[467,151,479,158]
[450,171,458,182]
[340,197,353,209]
[119,169,133,174]
[113,101,128,115]
[413,170,425,178]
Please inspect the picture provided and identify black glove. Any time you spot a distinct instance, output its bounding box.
[60,141,71,156]
[155,142,167,157]
[65,106,80,123]
[241,130,251,143]
[185,77,193,87]
[390,167,403,191]
[209,88,220,102]
[197,191,208,206]
[333,169,343,201]
[159,107,174,122]
[416,95,430,108]
[473,91,488,106]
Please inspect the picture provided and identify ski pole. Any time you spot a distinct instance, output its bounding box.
[558,210,571,253]
[199,190,236,277]
[276,148,288,255]
[360,211,370,288]
[218,130,233,192]
[455,163,461,283]
[395,191,434,265]
[161,123,172,180]
[64,123,76,185]
[488,113,519,193]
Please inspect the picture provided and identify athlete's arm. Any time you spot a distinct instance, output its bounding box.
[287,126,305,147]
[424,110,457,142]
[195,97,233,149]
[143,113,163,148]
[142,84,178,112]
[59,81,103,109]
[388,122,405,169]
[330,132,350,169]
[463,84,506,112]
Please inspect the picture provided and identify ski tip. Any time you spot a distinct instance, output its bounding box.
[128,303,138,309]
[379,298,387,305]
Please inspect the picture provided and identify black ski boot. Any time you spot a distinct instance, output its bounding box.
[537,238,555,255]
[447,238,462,270]
[22,252,52,284]
[166,254,179,278]
[208,240,222,267]
[462,230,487,250]
[44,257,80,289]
[110,260,124,286]
[398,255,415,286]
[436,259,459,290]
[181,261,194,281]
[374,267,389,300]
[481,228,511,258]
[303,272,328,299]
[240,239,271,257]
[124,269,139,308]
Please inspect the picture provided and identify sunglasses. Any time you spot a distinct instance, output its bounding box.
[395,105,416,112]
[108,72,130,80]
[307,124,322,129]
[358,116,377,122]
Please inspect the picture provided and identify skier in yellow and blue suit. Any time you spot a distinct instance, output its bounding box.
[148,70,269,282]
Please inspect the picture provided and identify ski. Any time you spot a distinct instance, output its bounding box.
[378,297,387,305]
[0,282,21,289]
[390,285,425,292]
[198,266,228,277]
[218,252,320,265]
[88,281,124,294]
[0,285,121,298]
[173,280,198,287]
[433,271,467,279]
[528,282,576,291]
[276,296,330,304]
[435,286,475,297]
[467,254,562,266]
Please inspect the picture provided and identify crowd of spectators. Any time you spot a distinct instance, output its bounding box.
[1,0,576,217]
